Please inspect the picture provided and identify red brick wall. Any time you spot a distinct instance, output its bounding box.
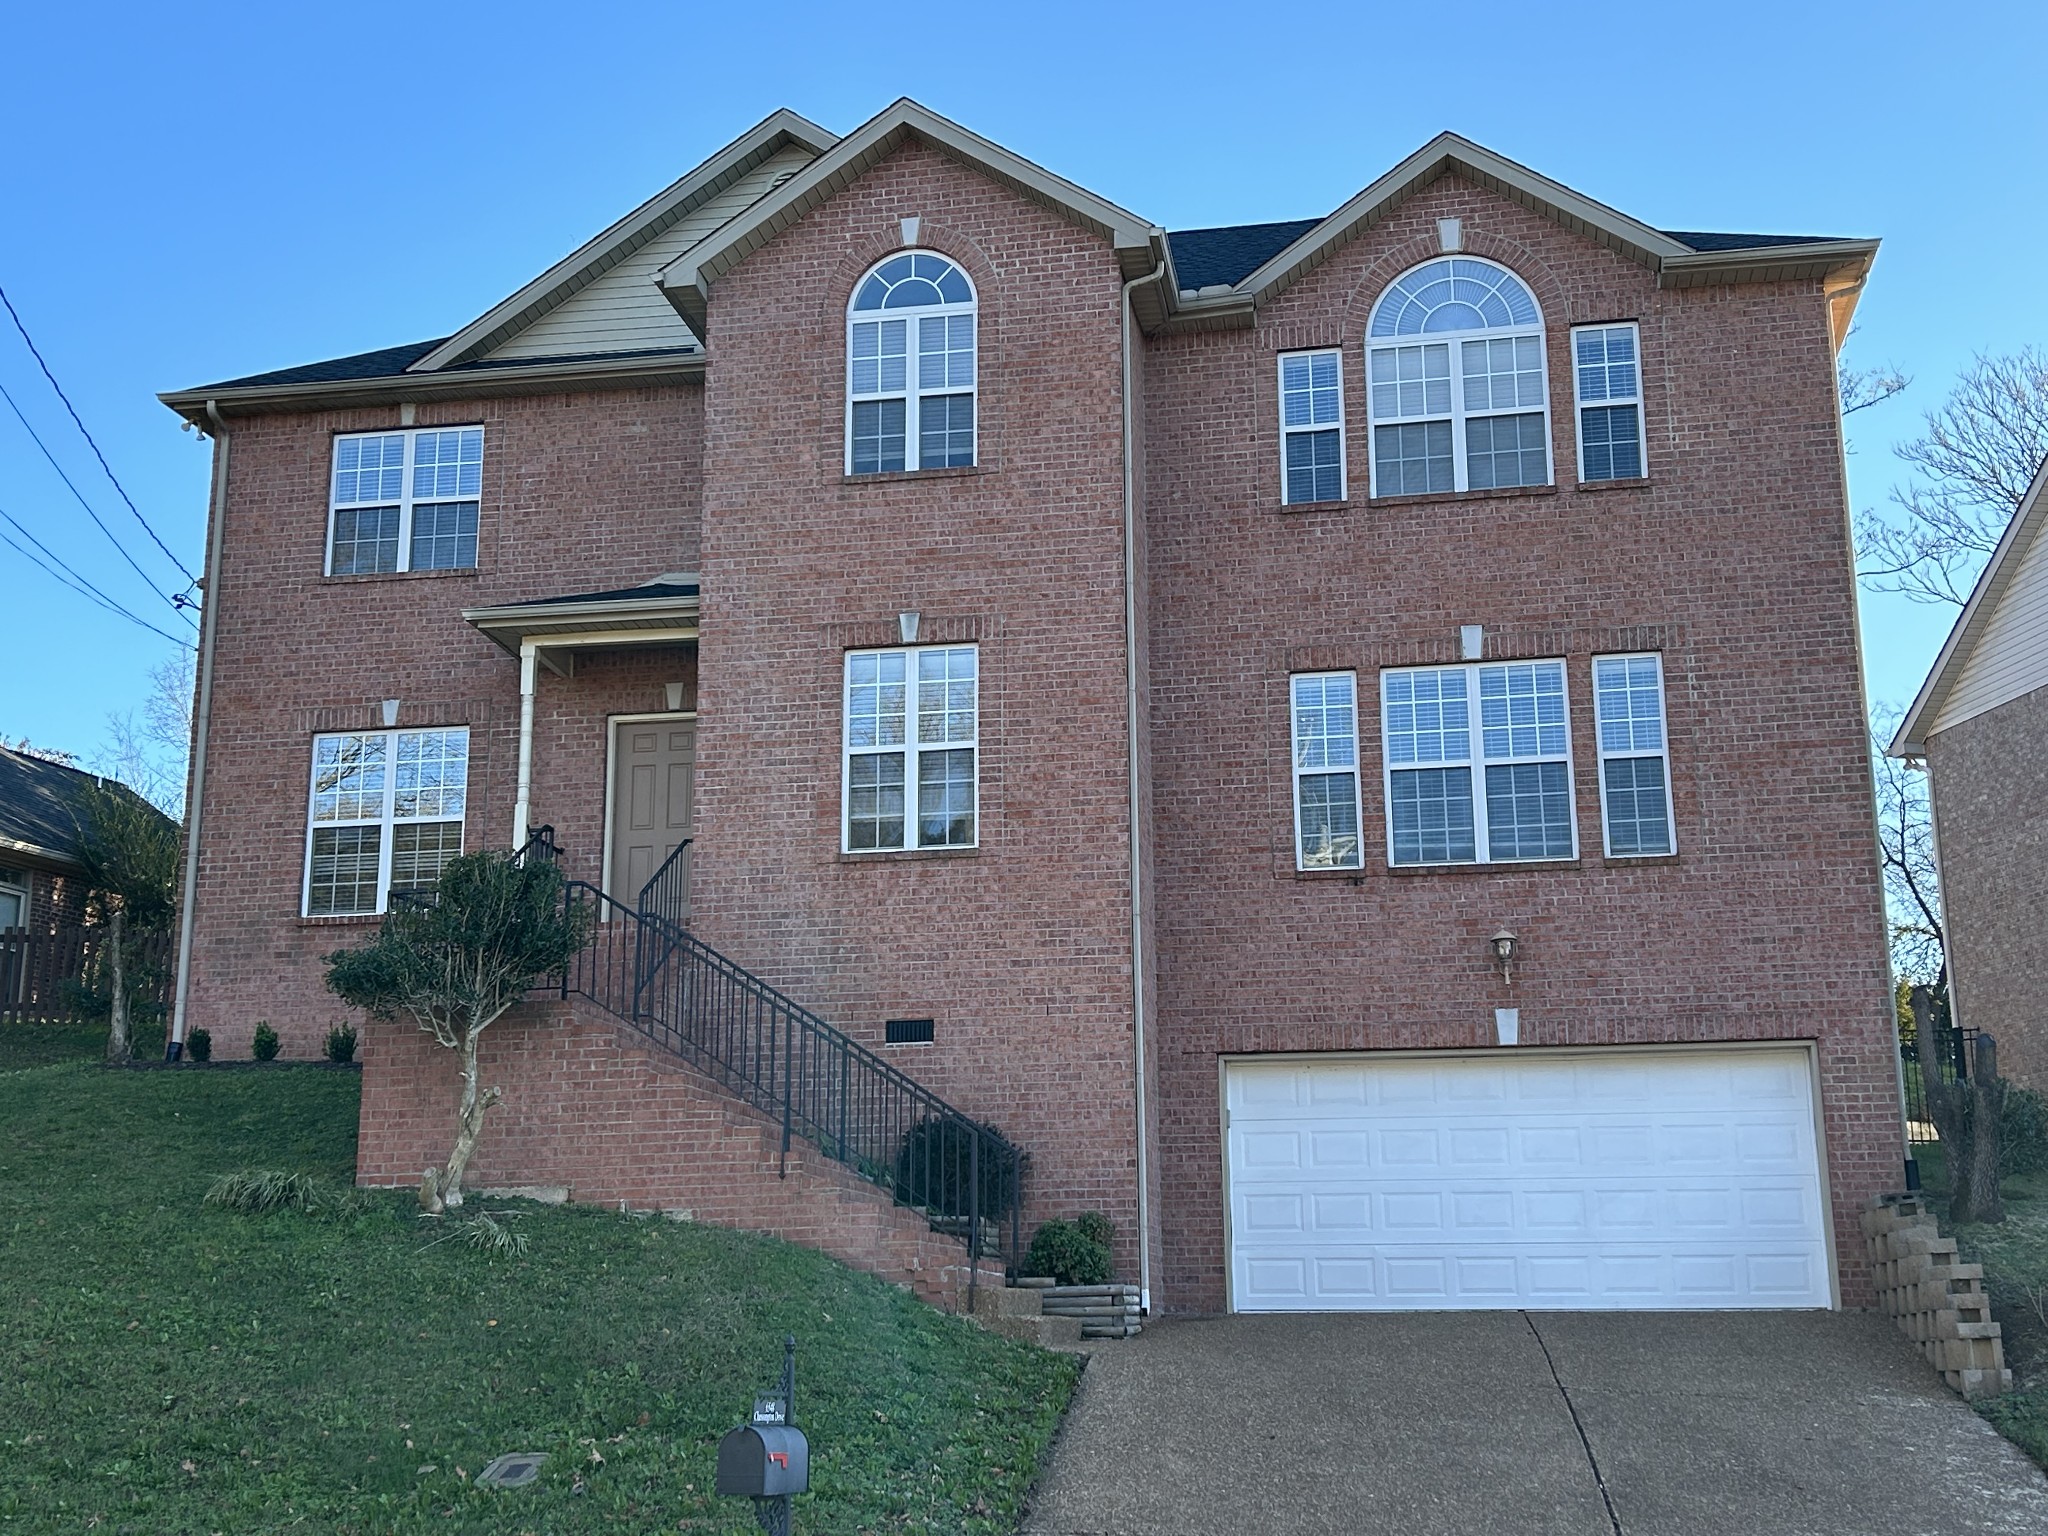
[1141,173,1899,1309]
[182,386,702,1058]
[687,139,1146,1275]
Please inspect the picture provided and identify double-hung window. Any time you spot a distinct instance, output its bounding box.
[1592,653,1674,855]
[1366,258,1551,496]
[843,646,978,851]
[304,728,469,915]
[1574,324,1644,481]
[1381,660,1575,866]
[1279,350,1346,504]
[847,253,977,474]
[328,427,483,575]
[1291,672,1363,869]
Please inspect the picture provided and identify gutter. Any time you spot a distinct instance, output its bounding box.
[169,400,230,1059]
[1120,251,1167,1313]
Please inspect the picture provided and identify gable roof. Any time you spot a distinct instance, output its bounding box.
[656,98,1170,336]
[0,747,167,869]
[1892,456,2048,758]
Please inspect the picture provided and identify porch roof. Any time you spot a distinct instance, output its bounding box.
[461,574,700,662]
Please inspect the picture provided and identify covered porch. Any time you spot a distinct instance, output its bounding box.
[463,575,699,915]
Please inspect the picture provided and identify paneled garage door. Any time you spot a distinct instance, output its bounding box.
[1225,1048,1831,1311]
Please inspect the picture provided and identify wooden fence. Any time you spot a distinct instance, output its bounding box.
[0,924,174,1025]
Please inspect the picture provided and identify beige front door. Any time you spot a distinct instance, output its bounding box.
[608,717,694,918]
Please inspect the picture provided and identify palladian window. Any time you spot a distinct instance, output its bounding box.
[846,252,977,475]
[1365,258,1551,496]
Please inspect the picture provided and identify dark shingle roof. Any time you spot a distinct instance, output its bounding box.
[1661,231,1841,252]
[186,342,702,394]
[503,580,700,608]
[0,747,167,866]
[1167,220,1323,291]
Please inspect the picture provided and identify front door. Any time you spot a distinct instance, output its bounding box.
[608,717,695,919]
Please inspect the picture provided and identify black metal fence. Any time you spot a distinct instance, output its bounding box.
[559,880,1023,1289]
[1900,1013,1981,1147]
[638,837,692,932]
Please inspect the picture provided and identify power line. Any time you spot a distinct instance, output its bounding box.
[0,283,196,585]
[0,379,197,628]
[0,505,195,649]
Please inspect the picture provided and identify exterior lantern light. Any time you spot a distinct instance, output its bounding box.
[1489,929,1519,986]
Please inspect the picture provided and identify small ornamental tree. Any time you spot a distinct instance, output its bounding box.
[325,851,589,1212]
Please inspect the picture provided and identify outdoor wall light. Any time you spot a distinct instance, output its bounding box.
[1489,929,1519,986]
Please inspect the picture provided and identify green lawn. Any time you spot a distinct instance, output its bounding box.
[0,1035,1079,1534]
[1919,1144,2048,1468]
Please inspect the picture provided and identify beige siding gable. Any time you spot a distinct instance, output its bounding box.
[485,145,814,362]
[1935,516,2048,734]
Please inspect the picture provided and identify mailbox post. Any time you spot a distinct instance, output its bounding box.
[717,1335,808,1536]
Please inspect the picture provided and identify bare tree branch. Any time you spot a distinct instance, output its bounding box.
[1869,706,1945,988]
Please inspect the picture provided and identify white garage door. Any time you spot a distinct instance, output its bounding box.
[1225,1048,1830,1311]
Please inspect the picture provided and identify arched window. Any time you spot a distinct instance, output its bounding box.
[1365,258,1550,495]
[847,252,977,474]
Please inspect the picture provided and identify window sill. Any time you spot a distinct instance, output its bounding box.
[1291,865,1368,880]
[1385,858,1582,877]
[320,567,481,586]
[836,846,980,863]
[1573,476,1652,493]
[1601,852,1680,866]
[294,913,383,927]
[1277,498,1352,515]
[1367,483,1559,510]
[841,465,986,486]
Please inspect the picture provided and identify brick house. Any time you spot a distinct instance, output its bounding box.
[162,100,1900,1314]
[0,743,105,934]
[1892,457,2048,1089]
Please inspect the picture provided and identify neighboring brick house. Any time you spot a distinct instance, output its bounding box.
[0,744,115,933]
[163,100,1900,1314]
[1892,457,2048,1090]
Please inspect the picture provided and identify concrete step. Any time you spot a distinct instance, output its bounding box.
[974,1285,1047,1322]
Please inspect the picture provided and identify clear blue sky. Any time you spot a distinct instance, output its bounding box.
[3,0,2041,766]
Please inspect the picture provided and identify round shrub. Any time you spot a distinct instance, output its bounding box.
[185,1028,212,1063]
[324,1022,359,1065]
[251,1022,280,1062]
[1026,1215,1113,1286]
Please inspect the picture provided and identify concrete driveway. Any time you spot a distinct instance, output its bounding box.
[1021,1312,2048,1536]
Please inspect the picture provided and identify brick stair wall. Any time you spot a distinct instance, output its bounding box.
[1862,1193,2013,1398]
[357,998,1004,1310]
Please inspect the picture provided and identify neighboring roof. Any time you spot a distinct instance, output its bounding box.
[0,746,166,869]
[1892,457,2048,758]
[657,98,1171,335]
[1168,221,1323,293]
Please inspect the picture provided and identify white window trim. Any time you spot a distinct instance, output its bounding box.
[0,867,28,930]
[1277,349,1348,505]
[1290,670,1364,870]
[1379,659,1579,867]
[840,645,980,853]
[301,727,470,917]
[844,253,979,476]
[1591,652,1677,858]
[1572,322,1646,484]
[1364,259,1553,498]
[325,425,485,577]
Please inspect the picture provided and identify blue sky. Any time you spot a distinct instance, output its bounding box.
[3,0,2042,767]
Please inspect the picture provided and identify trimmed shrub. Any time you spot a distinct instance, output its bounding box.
[251,1022,280,1062]
[1025,1216,1112,1286]
[324,1022,358,1065]
[185,1028,212,1063]
[1075,1210,1114,1249]
[2004,1086,2048,1177]
[892,1118,1018,1221]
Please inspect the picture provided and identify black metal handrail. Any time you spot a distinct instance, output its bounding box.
[637,836,693,932]
[557,879,1023,1299]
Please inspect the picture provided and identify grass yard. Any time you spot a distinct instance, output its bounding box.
[0,1028,1080,1534]
[1919,1144,2048,1469]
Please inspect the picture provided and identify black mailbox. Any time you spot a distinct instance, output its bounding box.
[716,1423,809,1498]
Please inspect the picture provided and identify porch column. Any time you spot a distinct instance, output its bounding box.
[512,639,537,847]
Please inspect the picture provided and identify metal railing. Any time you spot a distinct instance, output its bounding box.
[558,880,1023,1296]
[637,837,692,932]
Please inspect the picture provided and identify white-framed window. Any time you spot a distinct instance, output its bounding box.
[1574,324,1644,482]
[327,427,484,575]
[0,867,28,931]
[303,728,469,915]
[843,646,978,851]
[1592,653,1674,856]
[846,253,977,475]
[1279,350,1346,504]
[1291,672,1363,869]
[1381,659,1575,866]
[1366,258,1551,496]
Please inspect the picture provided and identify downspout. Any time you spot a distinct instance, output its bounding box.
[512,640,538,847]
[1121,254,1166,1312]
[168,400,230,1059]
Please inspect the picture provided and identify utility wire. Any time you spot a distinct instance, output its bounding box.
[0,283,196,585]
[0,506,195,648]
[0,379,197,628]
